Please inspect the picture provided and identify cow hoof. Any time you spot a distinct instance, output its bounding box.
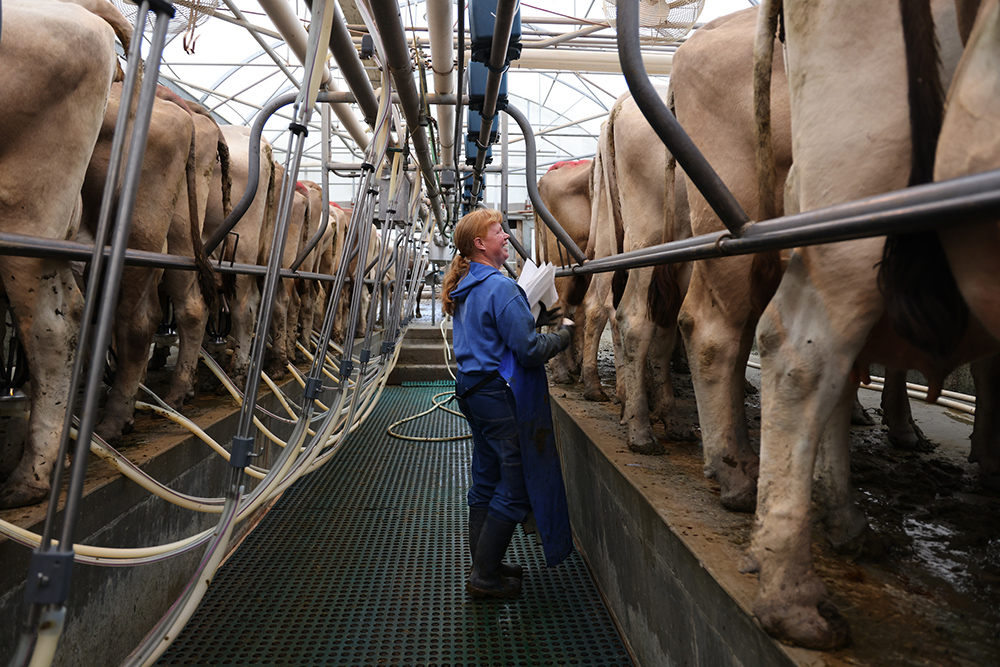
[628,439,665,456]
[583,387,610,402]
[95,421,124,443]
[850,402,875,426]
[664,423,699,442]
[755,597,851,651]
[0,481,48,509]
[720,484,757,513]
[737,552,760,574]
[164,392,188,412]
[888,425,936,453]
[827,523,886,560]
[550,370,573,384]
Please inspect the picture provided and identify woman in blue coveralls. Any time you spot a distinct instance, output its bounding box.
[441,208,574,599]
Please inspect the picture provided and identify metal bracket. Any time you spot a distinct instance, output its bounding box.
[340,359,354,379]
[359,349,371,364]
[229,436,257,469]
[360,34,375,60]
[303,377,323,401]
[24,550,75,606]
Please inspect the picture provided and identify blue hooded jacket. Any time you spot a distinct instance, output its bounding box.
[450,261,564,375]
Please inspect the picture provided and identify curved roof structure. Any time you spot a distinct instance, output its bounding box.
[150,0,751,211]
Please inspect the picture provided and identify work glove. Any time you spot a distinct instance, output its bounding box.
[535,305,563,329]
[555,324,573,352]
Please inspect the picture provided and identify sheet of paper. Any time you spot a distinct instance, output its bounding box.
[517,260,559,321]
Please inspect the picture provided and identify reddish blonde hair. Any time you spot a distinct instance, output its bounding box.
[440,209,502,316]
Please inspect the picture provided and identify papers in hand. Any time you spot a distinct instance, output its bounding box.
[517,259,559,321]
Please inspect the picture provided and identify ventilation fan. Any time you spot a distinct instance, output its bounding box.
[112,0,219,51]
[603,0,705,45]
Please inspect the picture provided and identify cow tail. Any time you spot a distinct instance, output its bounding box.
[878,0,967,358]
[754,0,781,224]
[606,98,629,310]
[184,129,219,313]
[216,130,236,300]
[749,252,783,319]
[746,0,787,322]
[647,84,682,327]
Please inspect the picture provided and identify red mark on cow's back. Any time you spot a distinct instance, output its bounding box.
[547,159,590,173]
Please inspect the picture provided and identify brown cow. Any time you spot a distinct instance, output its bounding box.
[0,0,121,507]
[79,84,198,441]
[535,159,592,384]
[203,124,277,390]
[578,91,694,454]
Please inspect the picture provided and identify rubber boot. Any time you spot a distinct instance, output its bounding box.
[469,506,524,579]
[467,514,522,599]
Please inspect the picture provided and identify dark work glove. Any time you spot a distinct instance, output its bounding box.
[555,325,572,352]
[535,305,563,329]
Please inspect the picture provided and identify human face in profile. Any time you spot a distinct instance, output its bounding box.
[475,221,509,270]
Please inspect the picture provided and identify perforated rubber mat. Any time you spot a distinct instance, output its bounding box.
[157,382,634,666]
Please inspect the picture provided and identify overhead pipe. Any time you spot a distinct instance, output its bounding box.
[304,0,380,127]
[505,104,587,264]
[368,0,446,234]
[453,0,466,186]
[616,0,748,235]
[427,0,456,169]
[471,0,519,197]
[256,0,369,149]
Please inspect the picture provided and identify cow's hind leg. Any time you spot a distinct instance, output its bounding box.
[678,261,760,511]
[814,381,882,557]
[227,273,259,390]
[970,353,1000,491]
[746,248,880,651]
[616,266,661,455]
[580,271,612,402]
[96,267,160,442]
[880,368,933,451]
[265,280,291,379]
[162,268,208,409]
[0,259,83,508]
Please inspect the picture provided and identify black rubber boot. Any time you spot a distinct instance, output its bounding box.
[469,506,524,579]
[467,514,522,599]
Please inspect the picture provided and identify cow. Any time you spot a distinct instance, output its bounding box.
[292,180,328,362]
[154,95,230,412]
[265,175,310,379]
[934,0,1000,491]
[577,91,695,454]
[78,84,200,442]
[670,6,791,511]
[934,0,1000,343]
[535,159,593,384]
[741,0,987,649]
[203,124,277,390]
[0,0,122,508]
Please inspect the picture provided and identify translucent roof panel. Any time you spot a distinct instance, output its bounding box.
[151,0,753,207]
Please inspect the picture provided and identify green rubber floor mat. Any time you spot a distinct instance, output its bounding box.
[156,384,634,666]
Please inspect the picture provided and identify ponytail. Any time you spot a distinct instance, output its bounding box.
[441,254,470,316]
